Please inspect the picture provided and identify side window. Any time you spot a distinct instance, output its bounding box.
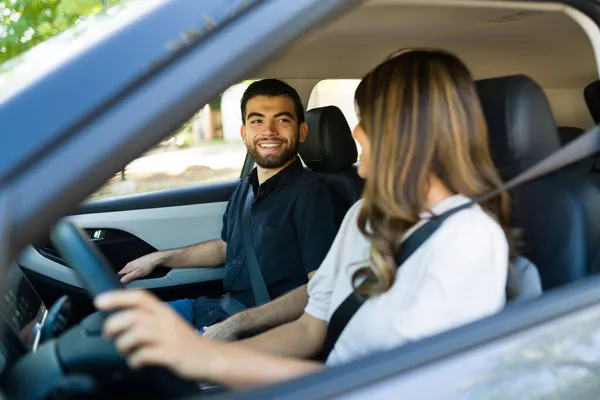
[89,82,252,200]
[307,79,362,153]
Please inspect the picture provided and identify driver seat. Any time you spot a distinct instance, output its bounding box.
[475,75,600,291]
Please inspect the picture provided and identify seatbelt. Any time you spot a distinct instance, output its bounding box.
[320,212,454,361]
[319,124,600,362]
[241,184,271,306]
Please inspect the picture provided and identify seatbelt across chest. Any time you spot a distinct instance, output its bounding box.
[319,207,459,361]
[241,184,272,306]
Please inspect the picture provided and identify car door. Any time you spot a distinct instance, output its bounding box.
[18,183,232,315]
[16,94,252,319]
[242,276,600,400]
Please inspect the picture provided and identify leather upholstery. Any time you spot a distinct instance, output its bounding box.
[558,126,585,146]
[476,75,561,181]
[585,80,600,124]
[558,126,594,178]
[476,75,600,290]
[581,82,600,185]
[301,106,364,208]
[301,106,358,172]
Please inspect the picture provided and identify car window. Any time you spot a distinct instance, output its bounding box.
[0,0,125,66]
[89,82,253,200]
[308,79,361,152]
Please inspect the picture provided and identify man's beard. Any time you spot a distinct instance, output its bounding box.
[247,135,299,169]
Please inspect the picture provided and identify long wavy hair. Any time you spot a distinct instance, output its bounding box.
[353,49,517,297]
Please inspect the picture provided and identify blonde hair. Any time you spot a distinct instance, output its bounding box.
[352,49,515,297]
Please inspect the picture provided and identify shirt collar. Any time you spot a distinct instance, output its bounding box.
[248,156,304,199]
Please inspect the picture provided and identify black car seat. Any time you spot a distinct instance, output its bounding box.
[557,126,593,177]
[581,81,600,183]
[300,105,365,210]
[558,126,586,146]
[476,75,600,291]
[585,80,600,125]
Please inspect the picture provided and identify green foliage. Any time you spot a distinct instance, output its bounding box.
[0,0,122,65]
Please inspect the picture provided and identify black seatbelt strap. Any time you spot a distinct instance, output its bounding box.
[319,207,460,361]
[319,125,600,362]
[241,184,271,306]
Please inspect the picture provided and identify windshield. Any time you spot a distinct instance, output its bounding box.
[0,0,258,104]
[0,0,260,186]
[0,0,166,101]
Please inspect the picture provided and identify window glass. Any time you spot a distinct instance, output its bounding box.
[308,79,361,153]
[89,82,253,200]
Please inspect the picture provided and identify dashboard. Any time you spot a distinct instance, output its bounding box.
[0,263,47,381]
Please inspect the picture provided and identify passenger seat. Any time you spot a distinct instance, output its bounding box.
[476,75,600,291]
[300,105,365,210]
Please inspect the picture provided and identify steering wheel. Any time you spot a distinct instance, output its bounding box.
[50,220,202,399]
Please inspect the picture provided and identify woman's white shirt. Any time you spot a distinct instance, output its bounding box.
[305,195,509,367]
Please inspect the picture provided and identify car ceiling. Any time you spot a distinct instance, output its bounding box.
[252,0,599,129]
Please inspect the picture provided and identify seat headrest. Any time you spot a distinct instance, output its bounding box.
[584,80,600,124]
[475,75,561,180]
[300,106,358,173]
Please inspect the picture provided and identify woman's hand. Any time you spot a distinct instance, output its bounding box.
[94,290,221,382]
[95,290,325,388]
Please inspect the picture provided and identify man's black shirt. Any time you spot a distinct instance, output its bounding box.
[221,157,344,307]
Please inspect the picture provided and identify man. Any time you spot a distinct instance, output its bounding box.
[117,79,345,341]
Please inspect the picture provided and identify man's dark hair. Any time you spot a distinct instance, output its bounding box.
[240,79,305,125]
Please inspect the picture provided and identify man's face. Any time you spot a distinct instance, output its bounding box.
[241,95,307,169]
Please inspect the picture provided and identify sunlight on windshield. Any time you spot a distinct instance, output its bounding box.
[0,0,168,103]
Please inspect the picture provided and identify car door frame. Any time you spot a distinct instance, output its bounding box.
[3,0,600,398]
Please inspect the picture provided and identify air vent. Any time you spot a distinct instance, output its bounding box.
[488,12,542,23]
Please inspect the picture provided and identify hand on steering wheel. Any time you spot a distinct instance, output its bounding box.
[50,220,203,398]
[95,289,213,382]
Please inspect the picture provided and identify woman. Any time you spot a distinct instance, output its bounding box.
[95,49,513,388]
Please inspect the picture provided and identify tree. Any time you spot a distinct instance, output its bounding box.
[0,0,122,65]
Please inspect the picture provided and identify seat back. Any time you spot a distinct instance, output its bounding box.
[585,80,600,125]
[581,81,600,186]
[300,106,364,209]
[557,126,593,177]
[558,126,585,146]
[476,75,600,290]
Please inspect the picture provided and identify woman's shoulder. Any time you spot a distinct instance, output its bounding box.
[348,196,507,247]
[411,196,509,294]
[432,195,508,250]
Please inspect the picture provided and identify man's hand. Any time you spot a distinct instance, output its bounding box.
[118,252,163,284]
[203,318,240,342]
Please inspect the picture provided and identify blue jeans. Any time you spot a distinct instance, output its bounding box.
[167,299,196,324]
[166,296,230,330]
